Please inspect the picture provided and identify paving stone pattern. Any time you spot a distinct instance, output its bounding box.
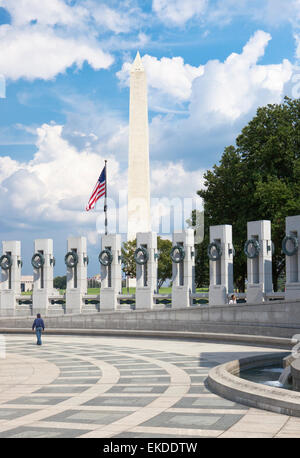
[0,335,298,438]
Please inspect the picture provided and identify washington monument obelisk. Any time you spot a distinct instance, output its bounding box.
[127,51,151,241]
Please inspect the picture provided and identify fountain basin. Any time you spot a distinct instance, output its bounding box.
[207,351,300,417]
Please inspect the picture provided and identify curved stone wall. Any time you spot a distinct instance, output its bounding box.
[207,352,300,417]
[0,299,300,339]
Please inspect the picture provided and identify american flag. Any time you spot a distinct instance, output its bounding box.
[86,166,106,211]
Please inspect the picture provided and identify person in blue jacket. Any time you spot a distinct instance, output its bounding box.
[32,313,45,345]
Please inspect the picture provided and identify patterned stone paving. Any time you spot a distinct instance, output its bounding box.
[0,334,298,438]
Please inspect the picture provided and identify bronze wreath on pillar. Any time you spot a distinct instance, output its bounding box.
[170,245,185,263]
[0,254,12,270]
[99,249,113,266]
[244,239,260,259]
[134,247,149,265]
[31,253,45,269]
[282,235,298,256]
[207,242,222,261]
[64,251,79,268]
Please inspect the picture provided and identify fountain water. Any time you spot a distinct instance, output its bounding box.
[239,352,299,391]
[277,354,294,386]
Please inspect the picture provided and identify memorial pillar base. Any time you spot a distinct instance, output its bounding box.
[285,283,300,301]
[209,285,228,306]
[65,290,83,314]
[100,289,118,311]
[246,283,265,303]
[172,287,191,309]
[135,288,154,310]
[32,290,51,316]
[0,291,16,317]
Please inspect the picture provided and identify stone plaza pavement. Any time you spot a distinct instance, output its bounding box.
[0,334,299,438]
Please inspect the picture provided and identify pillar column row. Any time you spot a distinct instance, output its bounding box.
[1,216,300,315]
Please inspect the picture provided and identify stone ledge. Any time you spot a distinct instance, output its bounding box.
[207,352,300,417]
[0,328,293,349]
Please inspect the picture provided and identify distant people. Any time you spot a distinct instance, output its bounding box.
[229,294,237,304]
[32,313,45,345]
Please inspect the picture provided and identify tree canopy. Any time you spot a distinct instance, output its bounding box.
[198,97,300,291]
[53,275,66,290]
[121,236,172,289]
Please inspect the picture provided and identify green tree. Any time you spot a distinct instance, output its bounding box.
[198,97,300,291]
[53,275,66,290]
[121,239,137,279]
[121,237,172,289]
[157,237,172,289]
[186,210,209,288]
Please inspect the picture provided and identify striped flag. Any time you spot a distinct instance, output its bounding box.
[86,166,106,211]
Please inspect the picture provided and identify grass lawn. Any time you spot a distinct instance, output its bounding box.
[22,286,209,295]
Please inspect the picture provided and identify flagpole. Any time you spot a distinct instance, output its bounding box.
[104,160,108,235]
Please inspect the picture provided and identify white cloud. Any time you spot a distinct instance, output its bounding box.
[0,0,147,34]
[88,1,145,34]
[0,23,113,81]
[0,156,20,183]
[294,33,300,59]
[145,30,293,166]
[260,0,300,27]
[117,54,204,108]
[0,0,148,81]
[56,91,130,163]
[150,161,205,235]
[152,0,300,29]
[152,0,207,26]
[117,31,292,119]
[0,124,122,227]
[190,30,293,121]
[0,123,204,239]
[0,0,152,81]
[0,74,5,98]
[0,0,88,27]
[100,31,150,53]
[91,5,133,33]
[151,161,205,197]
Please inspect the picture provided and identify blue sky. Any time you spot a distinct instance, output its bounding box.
[0,0,299,276]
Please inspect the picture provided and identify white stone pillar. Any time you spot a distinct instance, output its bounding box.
[0,241,21,316]
[284,215,300,300]
[99,234,122,311]
[246,220,273,303]
[32,239,55,315]
[208,225,234,306]
[65,237,88,314]
[171,229,195,308]
[135,232,157,310]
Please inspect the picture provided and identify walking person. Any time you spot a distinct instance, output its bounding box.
[32,313,45,345]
